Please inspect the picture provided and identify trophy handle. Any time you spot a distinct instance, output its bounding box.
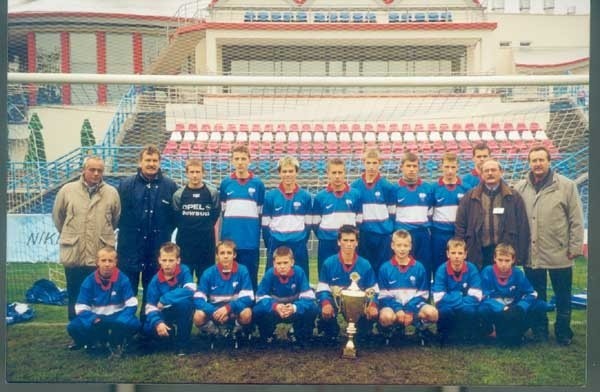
[363,288,376,314]
[331,285,343,309]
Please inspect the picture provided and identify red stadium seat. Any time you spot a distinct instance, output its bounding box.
[364,123,375,133]
[163,140,178,156]
[376,123,387,133]
[326,123,337,133]
[188,123,199,133]
[200,123,211,133]
[529,122,541,132]
[289,123,299,133]
[178,141,192,156]
[516,122,527,132]
[301,123,312,133]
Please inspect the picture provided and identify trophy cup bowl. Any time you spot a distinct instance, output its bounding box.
[336,272,368,359]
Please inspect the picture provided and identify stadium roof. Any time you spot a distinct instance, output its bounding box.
[8,0,210,17]
[514,47,589,69]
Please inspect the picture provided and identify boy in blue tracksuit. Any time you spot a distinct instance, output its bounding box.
[193,240,254,335]
[315,225,379,343]
[430,152,469,278]
[479,243,548,346]
[262,156,313,280]
[378,230,439,340]
[67,246,140,357]
[351,148,396,273]
[142,242,196,356]
[254,246,318,347]
[432,238,482,344]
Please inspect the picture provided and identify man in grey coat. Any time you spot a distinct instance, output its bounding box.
[515,145,584,345]
[52,155,121,348]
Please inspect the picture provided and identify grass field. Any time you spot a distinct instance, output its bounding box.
[5,257,588,385]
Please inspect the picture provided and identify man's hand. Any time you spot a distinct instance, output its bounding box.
[276,303,294,319]
[156,322,171,337]
[321,303,335,319]
[365,305,378,320]
[213,306,230,324]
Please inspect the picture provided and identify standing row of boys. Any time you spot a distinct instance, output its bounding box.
[53,141,584,356]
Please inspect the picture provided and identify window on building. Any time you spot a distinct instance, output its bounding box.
[106,33,133,103]
[70,33,97,105]
[544,0,555,11]
[519,0,531,11]
[35,33,61,104]
[520,41,532,47]
[491,0,505,11]
[500,41,512,47]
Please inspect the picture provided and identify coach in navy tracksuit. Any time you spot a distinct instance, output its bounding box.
[117,145,178,323]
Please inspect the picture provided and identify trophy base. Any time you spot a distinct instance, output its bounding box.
[341,346,358,359]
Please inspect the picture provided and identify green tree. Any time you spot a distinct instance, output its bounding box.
[24,112,47,166]
[80,118,96,150]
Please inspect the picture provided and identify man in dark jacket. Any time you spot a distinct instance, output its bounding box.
[454,158,530,269]
[117,145,178,323]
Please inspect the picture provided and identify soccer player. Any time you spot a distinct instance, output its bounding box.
[378,230,439,343]
[393,152,433,282]
[253,246,318,349]
[462,142,491,190]
[431,238,482,344]
[351,148,395,273]
[312,158,362,272]
[479,243,548,347]
[315,225,379,344]
[262,156,313,280]
[193,240,254,339]
[430,152,469,276]
[142,242,196,356]
[173,158,221,282]
[219,144,265,290]
[66,246,140,358]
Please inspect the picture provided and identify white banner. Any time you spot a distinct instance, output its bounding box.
[7,214,60,262]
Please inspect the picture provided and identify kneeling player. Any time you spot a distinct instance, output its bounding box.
[67,246,140,357]
[193,240,254,341]
[431,238,482,344]
[479,243,548,347]
[253,246,318,348]
[378,230,439,343]
[142,242,196,356]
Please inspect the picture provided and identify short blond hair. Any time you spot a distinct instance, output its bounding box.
[494,243,515,260]
[277,156,299,172]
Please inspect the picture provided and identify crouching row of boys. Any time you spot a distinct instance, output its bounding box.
[67,226,548,357]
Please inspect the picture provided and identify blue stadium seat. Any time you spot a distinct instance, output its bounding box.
[296,11,307,22]
[314,12,327,23]
[352,13,364,23]
[400,13,411,22]
[244,11,255,22]
[271,12,282,22]
[282,12,293,22]
[440,11,453,22]
[389,12,400,23]
[366,12,377,23]
[339,12,350,22]
[257,11,269,22]
[427,12,440,22]
[413,12,426,22]
[328,12,338,22]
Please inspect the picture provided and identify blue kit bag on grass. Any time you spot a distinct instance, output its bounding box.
[6,302,35,325]
[25,278,68,306]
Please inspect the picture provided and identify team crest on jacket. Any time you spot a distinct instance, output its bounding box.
[293,201,301,210]
[345,199,353,207]
[291,283,297,290]
[410,276,416,286]
[419,193,427,201]
[233,281,239,288]
[375,191,381,199]
[458,193,464,199]
[248,187,256,197]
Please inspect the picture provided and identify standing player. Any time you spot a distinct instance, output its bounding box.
[312,158,362,273]
[462,142,491,190]
[262,156,313,280]
[173,158,221,282]
[351,148,396,273]
[430,152,469,277]
[219,144,265,290]
[393,152,433,283]
[315,225,379,344]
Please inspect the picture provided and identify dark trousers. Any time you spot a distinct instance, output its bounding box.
[437,305,479,339]
[143,300,195,349]
[525,266,573,341]
[64,266,96,321]
[123,264,158,324]
[255,309,318,340]
[179,238,216,283]
[68,316,140,347]
[236,248,260,291]
[358,231,392,275]
[266,238,310,282]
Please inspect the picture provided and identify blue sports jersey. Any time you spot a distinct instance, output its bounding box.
[254,265,317,316]
[378,257,429,313]
[312,184,362,241]
[462,169,481,190]
[261,184,312,244]
[351,174,395,235]
[394,179,433,231]
[431,177,469,232]
[431,261,482,309]
[145,264,196,329]
[316,252,379,308]
[74,268,138,328]
[480,265,538,313]
[220,172,265,250]
[194,261,255,315]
